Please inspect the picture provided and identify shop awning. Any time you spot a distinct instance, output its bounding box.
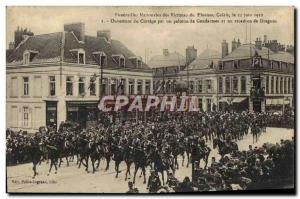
[219,97,229,103]
[266,98,289,105]
[232,97,247,103]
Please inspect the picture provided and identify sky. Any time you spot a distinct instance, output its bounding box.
[6,6,294,63]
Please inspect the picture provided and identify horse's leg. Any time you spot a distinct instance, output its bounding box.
[48,159,53,176]
[32,162,37,179]
[125,162,130,181]
[105,156,110,171]
[58,157,62,167]
[85,156,89,172]
[133,165,138,184]
[91,158,96,173]
[66,155,69,167]
[142,166,146,184]
[54,158,58,174]
[96,157,101,169]
[115,161,119,178]
[186,152,190,168]
[182,153,185,167]
[161,171,165,185]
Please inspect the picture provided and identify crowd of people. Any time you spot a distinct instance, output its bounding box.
[6,110,294,193]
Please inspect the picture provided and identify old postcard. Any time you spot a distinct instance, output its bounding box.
[6,6,295,194]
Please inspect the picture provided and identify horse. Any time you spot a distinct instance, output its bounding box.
[28,142,43,179]
[150,150,175,185]
[111,144,124,178]
[213,138,239,158]
[77,138,92,173]
[132,147,147,184]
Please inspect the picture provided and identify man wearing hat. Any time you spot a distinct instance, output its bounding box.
[147,169,161,193]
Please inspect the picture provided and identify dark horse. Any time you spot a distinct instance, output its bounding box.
[213,138,239,158]
[132,147,147,184]
[28,142,43,179]
[151,151,175,185]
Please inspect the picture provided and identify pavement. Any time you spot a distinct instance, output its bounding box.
[6,127,294,193]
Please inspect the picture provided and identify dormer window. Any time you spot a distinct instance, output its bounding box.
[92,51,107,67]
[218,62,224,70]
[129,56,142,68]
[113,54,125,67]
[233,60,239,69]
[70,48,85,64]
[23,50,38,65]
[119,57,125,67]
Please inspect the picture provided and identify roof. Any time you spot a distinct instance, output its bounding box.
[222,44,294,64]
[7,31,151,70]
[7,32,62,64]
[179,48,221,75]
[148,52,185,68]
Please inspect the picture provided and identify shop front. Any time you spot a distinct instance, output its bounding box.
[66,101,99,128]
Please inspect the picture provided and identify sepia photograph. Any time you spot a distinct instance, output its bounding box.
[5,6,295,194]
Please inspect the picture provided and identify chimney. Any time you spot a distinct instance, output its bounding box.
[255,37,262,50]
[222,40,228,58]
[269,40,278,52]
[163,49,169,56]
[237,38,241,48]
[97,30,111,42]
[14,26,34,48]
[8,42,15,50]
[64,22,85,42]
[231,38,237,52]
[186,45,197,66]
[263,35,267,44]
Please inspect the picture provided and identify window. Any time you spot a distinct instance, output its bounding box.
[271,76,274,94]
[89,77,96,96]
[189,81,194,93]
[287,77,290,94]
[284,78,287,94]
[218,77,223,93]
[23,52,30,65]
[119,79,126,95]
[206,80,212,93]
[66,76,73,96]
[23,77,29,96]
[291,78,294,93]
[78,53,85,64]
[145,81,151,94]
[11,77,18,97]
[100,55,106,66]
[110,79,117,95]
[218,62,224,70]
[137,59,142,68]
[129,80,134,95]
[199,98,203,111]
[78,77,85,96]
[198,80,202,93]
[119,57,125,67]
[49,76,56,96]
[23,107,29,127]
[280,77,283,94]
[233,60,239,69]
[100,78,108,96]
[270,61,273,69]
[266,76,269,94]
[241,76,246,94]
[275,77,279,94]
[233,77,238,93]
[137,80,143,94]
[225,77,231,94]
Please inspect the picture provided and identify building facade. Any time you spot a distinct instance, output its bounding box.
[152,37,294,113]
[6,23,153,133]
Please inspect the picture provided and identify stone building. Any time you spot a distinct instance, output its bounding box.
[6,22,153,132]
